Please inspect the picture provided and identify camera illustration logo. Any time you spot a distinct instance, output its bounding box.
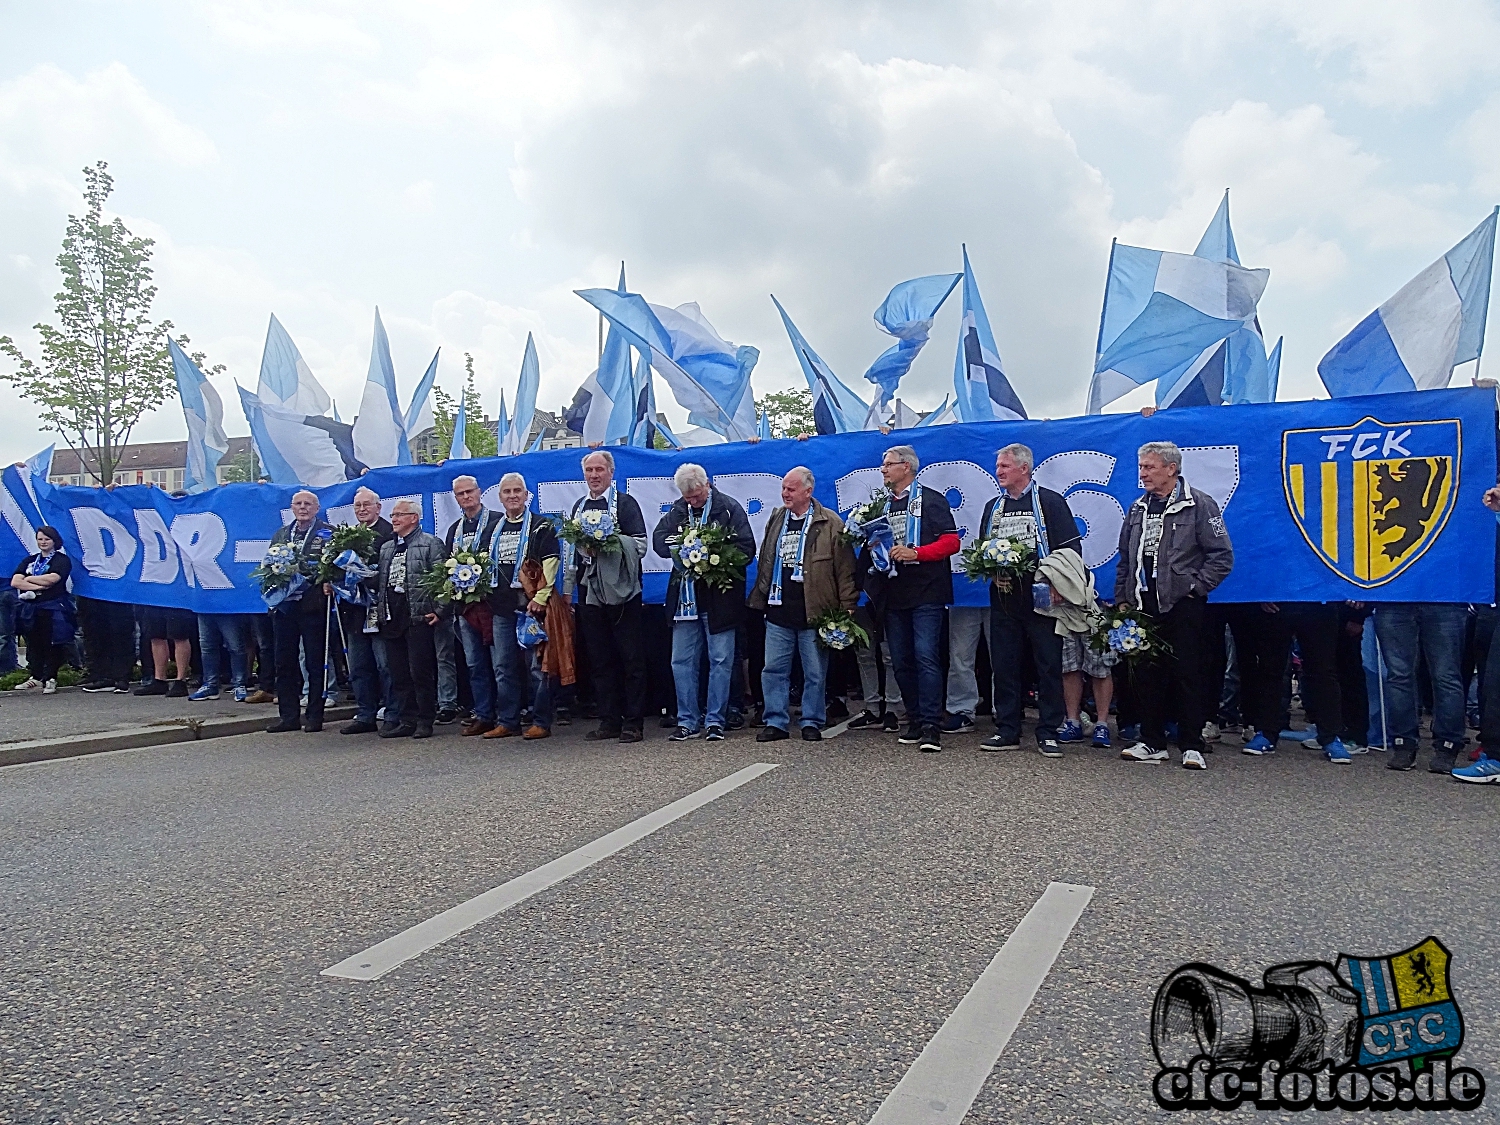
[1150,937,1487,1111]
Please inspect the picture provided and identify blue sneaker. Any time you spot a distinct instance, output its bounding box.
[1119,723,1141,743]
[1453,753,1500,783]
[188,685,220,701]
[233,686,248,702]
[1057,720,1085,744]
[1091,724,1112,749]
[1165,721,1179,743]
[1241,732,1275,756]
[1324,738,1351,765]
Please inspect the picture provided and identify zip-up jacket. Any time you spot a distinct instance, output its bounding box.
[1114,477,1234,615]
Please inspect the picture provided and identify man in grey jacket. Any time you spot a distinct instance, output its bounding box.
[1115,440,1234,770]
[375,499,449,739]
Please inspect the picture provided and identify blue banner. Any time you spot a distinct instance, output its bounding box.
[26,387,1497,613]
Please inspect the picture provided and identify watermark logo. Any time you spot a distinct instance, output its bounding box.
[1150,936,1485,1111]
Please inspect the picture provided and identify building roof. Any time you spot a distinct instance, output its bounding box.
[51,436,255,477]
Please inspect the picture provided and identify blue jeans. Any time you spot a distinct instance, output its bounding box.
[672,617,736,731]
[457,615,496,722]
[491,610,552,730]
[762,621,828,730]
[343,609,389,723]
[1372,603,1467,748]
[883,603,946,728]
[1361,621,1388,749]
[197,613,250,690]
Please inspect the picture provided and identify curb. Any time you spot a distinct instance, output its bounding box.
[0,705,359,767]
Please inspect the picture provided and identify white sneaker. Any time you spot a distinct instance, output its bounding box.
[15,677,42,691]
[1347,743,1369,755]
[1301,736,1322,751]
[1202,722,1221,743]
[1120,742,1168,763]
[42,679,57,695]
[1182,749,1207,770]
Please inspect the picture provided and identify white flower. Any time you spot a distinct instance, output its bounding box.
[709,554,720,565]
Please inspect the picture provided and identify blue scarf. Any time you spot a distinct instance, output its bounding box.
[986,481,1050,558]
[564,484,617,588]
[674,501,708,622]
[767,507,810,606]
[488,510,533,590]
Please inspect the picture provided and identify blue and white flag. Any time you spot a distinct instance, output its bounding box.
[913,395,956,427]
[404,350,440,439]
[953,246,1027,422]
[647,301,759,440]
[757,406,773,440]
[495,390,509,455]
[0,445,52,555]
[256,314,332,417]
[771,294,869,435]
[168,338,229,494]
[450,396,471,460]
[1266,336,1283,401]
[863,273,962,406]
[565,266,637,445]
[1319,209,1498,398]
[236,384,360,486]
[501,333,540,456]
[1088,243,1270,414]
[352,308,411,468]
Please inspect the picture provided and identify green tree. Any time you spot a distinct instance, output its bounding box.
[757,387,816,437]
[0,162,203,485]
[428,352,498,460]
[217,443,262,483]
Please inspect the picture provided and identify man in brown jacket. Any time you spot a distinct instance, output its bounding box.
[747,466,858,742]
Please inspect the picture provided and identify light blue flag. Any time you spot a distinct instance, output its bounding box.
[1319,209,1497,397]
[1087,242,1269,413]
[0,445,53,552]
[495,390,509,453]
[352,308,410,468]
[450,396,471,460]
[952,246,1027,422]
[168,337,230,494]
[1194,190,1240,264]
[770,294,869,435]
[564,265,636,445]
[256,314,331,417]
[1266,337,1283,401]
[628,349,652,448]
[526,426,546,453]
[863,273,961,406]
[501,333,540,455]
[757,406,773,440]
[404,350,440,438]
[913,395,954,427]
[236,384,354,486]
[647,301,759,438]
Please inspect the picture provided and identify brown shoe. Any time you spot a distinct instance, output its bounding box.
[522,725,550,740]
[244,690,275,704]
[481,724,518,739]
[462,718,496,736]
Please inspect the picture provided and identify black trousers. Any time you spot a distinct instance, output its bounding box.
[1137,594,1207,752]
[1224,604,1287,739]
[383,622,438,727]
[252,613,277,692]
[24,607,65,682]
[578,596,647,730]
[79,596,136,683]
[274,599,329,724]
[1267,603,1342,741]
[1336,619,1369,746]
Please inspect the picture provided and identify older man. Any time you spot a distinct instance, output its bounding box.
[376,499,449,738]
[862,445,961,752]
[266,489,334,734]
[977,443,1083,757]
[748,466,857,741]
[571,450,649,742]
[483,472,563,740]
[335,486,395,735]
[445,475,503,734]
[1116,440,1234,770]
[653,463,755,742]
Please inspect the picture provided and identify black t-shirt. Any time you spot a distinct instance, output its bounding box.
[14,552,71,603]
[764,515,809,631]
[380,538,411,638]
[491,515,561,614]
[1142,494,1168,598]
[865,485,957,610]
[978,486,1084,615]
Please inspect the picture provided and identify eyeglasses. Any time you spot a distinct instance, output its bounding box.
[880,460,905,469]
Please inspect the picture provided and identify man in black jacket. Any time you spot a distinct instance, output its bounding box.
[336,485,395,735]
[376,498,449,738]
[445,474,503,734]
[976,443,1083,757]
[266,489,334,733]
[652,462,755,742]
[862,444,961,752]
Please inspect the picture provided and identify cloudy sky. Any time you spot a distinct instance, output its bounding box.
[2,0,1498,462]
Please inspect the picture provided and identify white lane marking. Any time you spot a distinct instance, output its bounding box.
[323,761,781,982]
[867,881,1095,1125]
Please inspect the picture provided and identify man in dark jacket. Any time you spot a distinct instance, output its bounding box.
[862,444,961,752]
[337,485,395,735]
[266,489,335,733]
[652,462,755,742]
[445,474,503,734]
[977,442,1083,758]
[1115,440,1235,770]
[376,498,449,738]
[747,467,858,741]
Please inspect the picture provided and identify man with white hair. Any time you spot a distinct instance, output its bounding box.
[445,474,503,735]
[1116,440,1234,770]
[652,462,755,742]
[335,486,395,735]
[375,498,449,738]
[265,489,335,734]
[571,450,650,742]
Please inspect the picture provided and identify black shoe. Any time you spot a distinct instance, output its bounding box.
[660,713,679,728]
[265,718,301,733]
[801,726,822,742]
[1429,743,1461,773]
[434,708,458,725]
[750,703,765,728]
[412,724,433,739]
[165,680,189,698]
[846,709,881,729]
[668,726,701,742]
[919,726,941,753]
[618,728,643,744]
[725,710,745,731]
[79,679,112,692]
[757,726,789,742]
[705,726,726,742]
[586,726,621,741]
[379,722,416,739]
[1388,739,1418,771]
[882,712,901,733]
[898,723,922,745]
[302,721,323,733]
[554,707,572,726]
[341,720,378,735]
[826,697,849,720]
[112,681,131,693]
[134,680,168,696]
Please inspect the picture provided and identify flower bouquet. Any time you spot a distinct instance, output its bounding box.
[809,606,870,651]
[417,548,494,607]
[316,524,379,603]
[839,488,891,546]
[560,508,622,555]
[251,540,316,609]
[959,535,1037,587]
[1087,605,1171,669]
[667,522,749,591]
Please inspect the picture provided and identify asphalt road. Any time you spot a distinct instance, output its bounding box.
[2,718,1497,1124]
